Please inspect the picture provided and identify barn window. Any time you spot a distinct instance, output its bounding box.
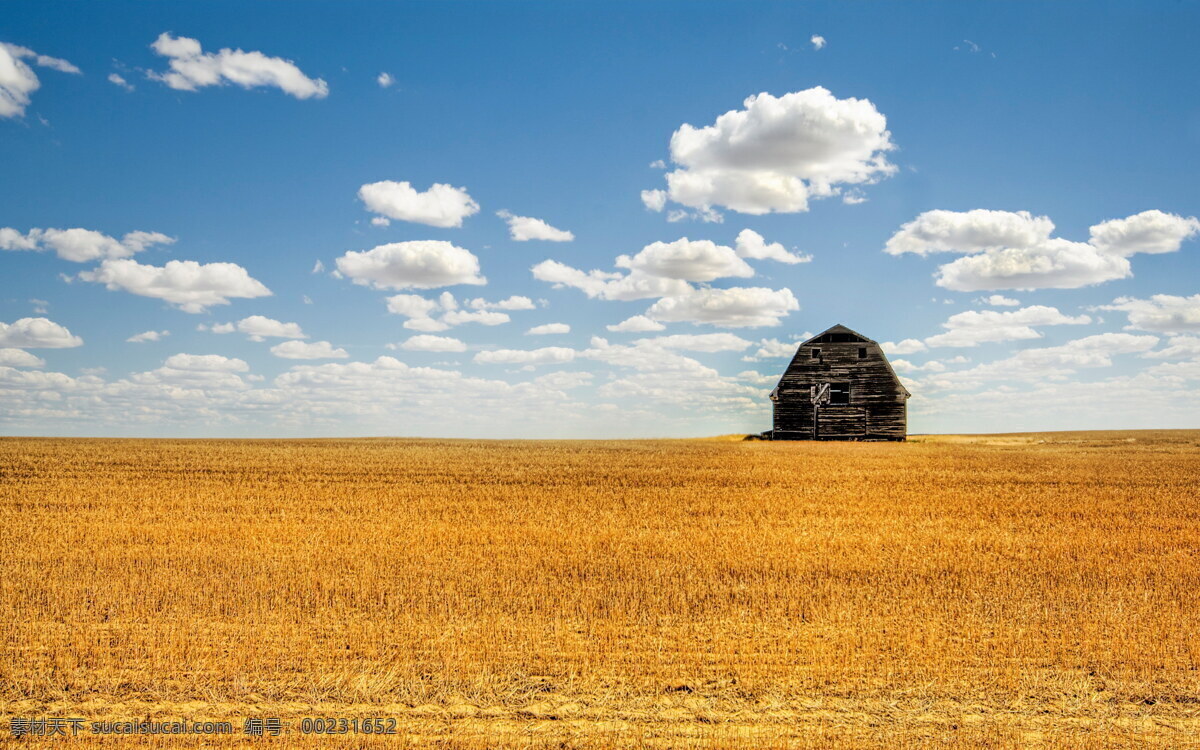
[858,347,867,359]
[811,348,820,359]
[829,382,850,404]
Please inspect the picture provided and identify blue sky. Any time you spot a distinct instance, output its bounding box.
[2,1,1198,437]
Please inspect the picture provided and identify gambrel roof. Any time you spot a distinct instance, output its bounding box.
[791,324,910,398]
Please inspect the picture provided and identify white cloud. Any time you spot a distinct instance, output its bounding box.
[497,210,574,242]
[881,339,927,355]
[918,333,1159,390]
[1099,294,1200,333]
[79,258,271,313]
[370,217,391,227]
[810,35,826,50]
[533,371,593,390]
[147,32,328,99]
[644,286,799,328]
[402,317,450,332]
[616,237,753,282]
[467,295,536,310]
[979,294,1020,307]
[641,189,668,212]
[527,323,570,335]
[734,229,811,264]
[634,333,751,352]
[335,241,486,290]
[606,315,665,333]
[531,259,690,301]
[269,340,348,359]
[474,347,576,366]
[886,209,1200,291]
[377,72,394,88]
[924,305,1092,348]
[386,293,440,319]
[648,88,896,216]
[1143,335,1200,360]
[108,73,134,91]
[400,335,466,352]
[311,259,325,274]
[890,359,947,374]
[884,210,1054,256]
[126,330,169,343]
[0,42,80,119]
[208,315,306,341]
[934,240,1130,292]
[0,348,46,367]
[163,353,248,372]
[0,317,83,348]
[1088,210,1200,256]
[0,227,174,262]
[441,309,509,326]
[358,180,480,228]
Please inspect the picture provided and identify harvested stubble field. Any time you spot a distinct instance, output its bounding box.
[1,431,1199,748]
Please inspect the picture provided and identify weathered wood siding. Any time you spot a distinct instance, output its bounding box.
[771,329,908,441]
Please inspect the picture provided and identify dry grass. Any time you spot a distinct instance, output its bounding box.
[1,431,1199,747]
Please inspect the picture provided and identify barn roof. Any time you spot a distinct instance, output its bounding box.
[793,323,910,398]
[800,323,876,345]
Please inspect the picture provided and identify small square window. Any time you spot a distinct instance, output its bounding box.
[858,347,867,359]
[811,348,821,359]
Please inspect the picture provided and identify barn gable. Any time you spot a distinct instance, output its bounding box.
[769,324,910,441]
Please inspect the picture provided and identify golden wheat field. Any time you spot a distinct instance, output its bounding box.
[1,431,1199,748]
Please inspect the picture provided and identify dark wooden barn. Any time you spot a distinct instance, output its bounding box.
[768,324,910,441]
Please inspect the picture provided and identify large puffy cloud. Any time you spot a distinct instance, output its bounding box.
[497,210,574,242]
[923,305,1091,348]
[0,348,45,367]
[1099,294,1200,333]
[0,42,80,119]
[270,340,348,359]
[205,315,306,341]
[646,88,896,217]
[147,33,328,99]
[336,241,486,290]
[1089,210,1200,256]
[615,238,753,282]
[0,317,83,348]
[359,181,479,228]
[885,209,1199,291]
[644,286,799,328]
[734,229,810,264]
[531,259,689,301]
[79,258,271,313]
[934,241,1130,292]
[0,227,174,262]
[474,347,576,366]
[884,210,1055,256]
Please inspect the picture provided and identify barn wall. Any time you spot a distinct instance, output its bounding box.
[772,339,907,440]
